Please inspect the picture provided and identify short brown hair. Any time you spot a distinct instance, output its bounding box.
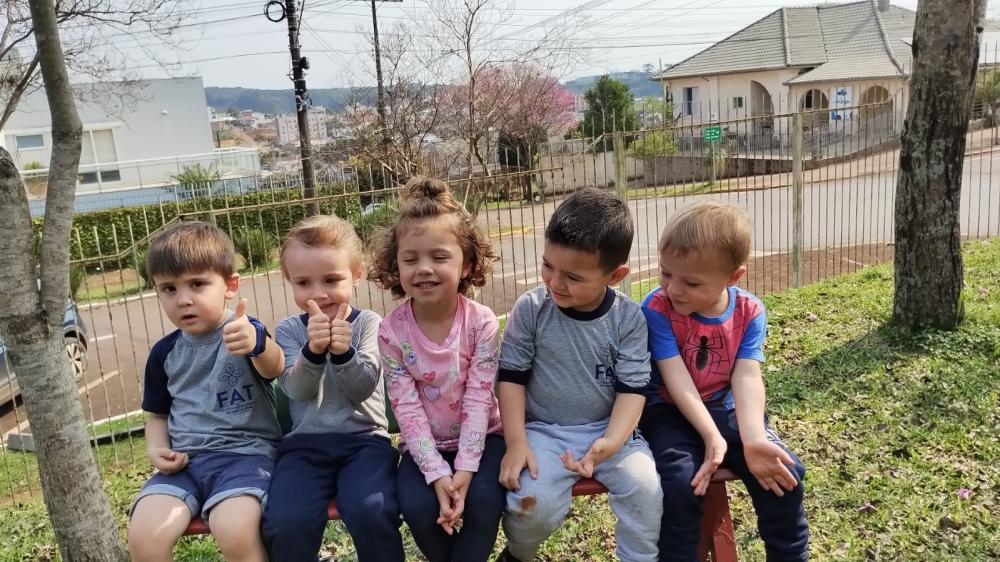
[280,215,365,278]
[368,176,497,298]
[147,221,236,281]
[658,201,752,270]
[545,188,633,272]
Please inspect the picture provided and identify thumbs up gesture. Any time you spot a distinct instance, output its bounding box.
[223,298,257,356]
[306,299,332,355]
[329,303,353,356]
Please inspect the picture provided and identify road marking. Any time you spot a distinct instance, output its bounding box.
[88,334,116,344]
[79,370,120,395]
[843,258,867,266]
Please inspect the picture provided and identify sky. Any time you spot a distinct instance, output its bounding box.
[112,0,944,90]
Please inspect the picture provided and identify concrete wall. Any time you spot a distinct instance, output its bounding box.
[537,151,644,195]
[641,155,796,185]
[2,77,215,190]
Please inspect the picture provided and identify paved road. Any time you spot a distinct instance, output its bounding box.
[3,149,999,435]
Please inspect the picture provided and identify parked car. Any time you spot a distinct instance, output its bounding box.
[0,299,88,406]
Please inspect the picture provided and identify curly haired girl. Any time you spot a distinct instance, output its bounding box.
[370,176,505,562]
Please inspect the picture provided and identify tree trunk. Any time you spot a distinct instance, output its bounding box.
[0,0,130,559]
[893,0,985,329]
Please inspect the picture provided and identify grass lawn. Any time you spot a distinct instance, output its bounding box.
[2,241,998,561]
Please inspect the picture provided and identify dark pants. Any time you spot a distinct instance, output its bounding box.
[262,432,405,562]
[640,402,809,562]
[397,433,507,562]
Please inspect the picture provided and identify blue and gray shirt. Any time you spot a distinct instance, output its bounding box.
[142,312,282,459]
[274,308,389,438]
[499,285,651,425]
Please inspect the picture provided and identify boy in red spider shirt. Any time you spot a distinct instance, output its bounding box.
[639,201,809,562]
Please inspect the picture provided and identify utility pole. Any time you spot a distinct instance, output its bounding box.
[355,0,400,156]
[266,0,319,215]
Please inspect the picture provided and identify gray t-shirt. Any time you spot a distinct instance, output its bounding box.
[142,312,282,459]
[499,285,651,425]
[275,308,389,438]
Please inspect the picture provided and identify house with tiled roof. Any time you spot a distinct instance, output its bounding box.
[654,0,918,139]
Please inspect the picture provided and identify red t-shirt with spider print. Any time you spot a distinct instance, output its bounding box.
[641,286,767,405]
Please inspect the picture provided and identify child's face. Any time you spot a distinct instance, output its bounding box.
[541,241,628,312]
[658,247,746,317]
[283,241,360,316]
[154,270,238,335]
[397,216,471,309]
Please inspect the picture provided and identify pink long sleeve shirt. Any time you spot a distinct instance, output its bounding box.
[378,294,503,484]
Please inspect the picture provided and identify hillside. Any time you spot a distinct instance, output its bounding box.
[563,70,663,98]
[206,70,664,113]
[205,87,376,114]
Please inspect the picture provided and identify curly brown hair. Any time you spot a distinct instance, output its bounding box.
[368,176,497,298]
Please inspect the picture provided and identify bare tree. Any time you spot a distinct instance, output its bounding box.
[353,21,448,176]
[893,0,986,329]
[0,0,129,558]
[1,0,186,130]
[418,0,587,177]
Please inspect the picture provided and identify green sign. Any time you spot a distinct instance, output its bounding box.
[703,126,721,142]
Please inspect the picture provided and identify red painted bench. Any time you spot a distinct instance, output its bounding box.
[182,469,739,562]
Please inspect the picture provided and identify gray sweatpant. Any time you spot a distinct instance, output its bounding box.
[503,420,662,562]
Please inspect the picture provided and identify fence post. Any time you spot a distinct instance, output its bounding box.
[792,111,804,288]
[613,131,627,198]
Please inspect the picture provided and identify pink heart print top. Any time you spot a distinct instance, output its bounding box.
[378,294,503,484]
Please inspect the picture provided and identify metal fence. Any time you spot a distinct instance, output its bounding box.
[2,82,1000,512]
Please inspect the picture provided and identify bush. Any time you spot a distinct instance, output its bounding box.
[171,164,221,200]
[130,248,151,289]
[69,264,86,299]
[353,199,399,247]
[233,228,278,271]
[40,181,363,272]
[628,131,677,160]
[461,194,484,217]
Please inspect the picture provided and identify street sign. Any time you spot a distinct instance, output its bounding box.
[703,126,721,142]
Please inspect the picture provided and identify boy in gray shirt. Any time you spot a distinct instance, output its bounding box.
[497,189,663,562]
[128,222,284,562]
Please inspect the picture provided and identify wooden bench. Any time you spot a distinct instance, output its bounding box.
[182,469,739,562]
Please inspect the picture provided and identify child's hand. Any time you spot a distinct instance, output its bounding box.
[446,470,473,523]
[744,438,798,497]
[149,447,188,475]
[223,298,257,356]
[306,299,332,355]
[691,433,727,496]
[433,476,462,535]
[500,443,538,490]
[328,303,353,355]
[560,437,613,478]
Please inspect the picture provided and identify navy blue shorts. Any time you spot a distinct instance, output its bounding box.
[131,452,274,519]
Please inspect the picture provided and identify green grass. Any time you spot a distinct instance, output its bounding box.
[3,241,999,560]
[87,411,149,438]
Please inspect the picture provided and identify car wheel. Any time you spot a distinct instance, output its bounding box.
[64,336,87,381]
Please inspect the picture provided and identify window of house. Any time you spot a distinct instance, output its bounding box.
[78,128,121,187]
[682,87,698,117]
[732,96,744,109]
[15,134,44,150]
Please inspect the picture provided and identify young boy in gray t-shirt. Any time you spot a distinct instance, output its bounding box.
[497,189,663,562]
[127,222,284,562]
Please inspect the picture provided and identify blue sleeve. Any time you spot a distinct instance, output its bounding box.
[641,304,680,361]
[736,309,767,362]
[142,333,177,415]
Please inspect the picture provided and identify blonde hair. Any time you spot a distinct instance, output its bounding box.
[658,201,752,271]
[368,175,497,298]
[147,221,236,281]
[280,215,365,278]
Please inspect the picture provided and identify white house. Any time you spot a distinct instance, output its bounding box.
[1,77,260,199]
[654,0,920,141]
